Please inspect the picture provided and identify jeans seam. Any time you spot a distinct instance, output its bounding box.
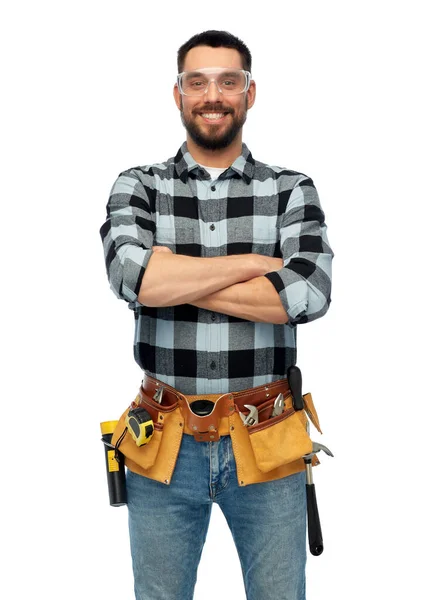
[212,437,230,497]
[209,441,214,499]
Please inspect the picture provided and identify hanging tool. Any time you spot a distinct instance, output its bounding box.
[303,441,334,556]
[100,420,127,507]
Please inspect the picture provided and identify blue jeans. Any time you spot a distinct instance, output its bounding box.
[126,433,307,600]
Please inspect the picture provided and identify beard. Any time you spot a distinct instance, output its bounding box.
[180,97,248,151]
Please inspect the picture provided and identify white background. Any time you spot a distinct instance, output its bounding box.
[1,1,426,598]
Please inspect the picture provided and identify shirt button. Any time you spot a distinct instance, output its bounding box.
[210,361,216,370]
[211,313,216,321]
[211,185,216,191]
[210,224,215,231]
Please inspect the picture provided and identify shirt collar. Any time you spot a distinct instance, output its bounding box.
[174,141,255,184]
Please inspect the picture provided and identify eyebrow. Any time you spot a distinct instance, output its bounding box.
[186,71,205,78]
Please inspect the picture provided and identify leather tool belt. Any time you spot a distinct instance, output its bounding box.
[111,375,323,487]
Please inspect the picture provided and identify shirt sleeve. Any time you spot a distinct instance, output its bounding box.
[264,175,334,327]
[99,169,155,303]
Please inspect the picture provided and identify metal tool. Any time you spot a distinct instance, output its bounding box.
[153,386,164,404]
[303,442,334,556]
[306,442,333,459]
[270,393,284,418]
[239,404,259,426]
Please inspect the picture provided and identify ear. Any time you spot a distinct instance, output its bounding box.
[173,83,182,111]
[247,79,256,110]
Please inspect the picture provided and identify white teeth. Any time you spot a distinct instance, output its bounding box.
[201,113,227,120]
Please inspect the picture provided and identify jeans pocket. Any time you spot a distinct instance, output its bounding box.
[247,405,312,473]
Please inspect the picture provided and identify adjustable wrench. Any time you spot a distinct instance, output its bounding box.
[239,404,259,426]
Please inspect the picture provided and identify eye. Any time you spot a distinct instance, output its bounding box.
[220,78,238,88]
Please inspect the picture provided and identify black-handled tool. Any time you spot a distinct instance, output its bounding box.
[303,442,334,556]
[287,365,304,411]
[100,420,127,507]
[305,455,323,555]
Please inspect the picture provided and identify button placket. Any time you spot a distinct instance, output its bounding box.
[207,181,219,253]
[206,178,221,380]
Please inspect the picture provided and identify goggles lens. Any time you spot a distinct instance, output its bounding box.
[178,68,250,96]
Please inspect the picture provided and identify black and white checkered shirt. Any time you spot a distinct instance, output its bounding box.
[100,142,334,394]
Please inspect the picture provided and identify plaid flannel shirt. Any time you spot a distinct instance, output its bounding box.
[100,142,334,394]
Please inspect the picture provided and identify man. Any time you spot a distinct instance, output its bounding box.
[100,30,333,600]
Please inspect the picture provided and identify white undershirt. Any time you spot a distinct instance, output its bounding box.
[198,163,228,182]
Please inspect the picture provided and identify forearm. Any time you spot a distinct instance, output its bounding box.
[191,275,289,324]
[138,253,269,307]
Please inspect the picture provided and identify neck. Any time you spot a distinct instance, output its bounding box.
[186,134,243,168]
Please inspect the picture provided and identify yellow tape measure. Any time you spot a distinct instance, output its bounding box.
[125,407,154,446]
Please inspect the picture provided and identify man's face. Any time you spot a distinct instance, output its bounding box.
[173,46,256,151]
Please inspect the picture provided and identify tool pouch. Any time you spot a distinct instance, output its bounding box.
[246,396,312,472]
[111,390,184,485]
[230,389,323,486]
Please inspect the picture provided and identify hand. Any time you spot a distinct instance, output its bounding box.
[258,255,284,274]
[152,246,173,254]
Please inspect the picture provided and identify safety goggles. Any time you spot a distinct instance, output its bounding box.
[177,67,252,96]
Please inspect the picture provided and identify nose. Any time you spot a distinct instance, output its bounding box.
[204,78,223,102]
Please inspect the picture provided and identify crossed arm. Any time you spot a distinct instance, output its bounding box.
[138,246,288,324]
[103,172,332,325]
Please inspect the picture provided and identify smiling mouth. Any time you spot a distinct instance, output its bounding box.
[198,112,230,122]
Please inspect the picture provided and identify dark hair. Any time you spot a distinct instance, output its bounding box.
[177,30,252,74]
